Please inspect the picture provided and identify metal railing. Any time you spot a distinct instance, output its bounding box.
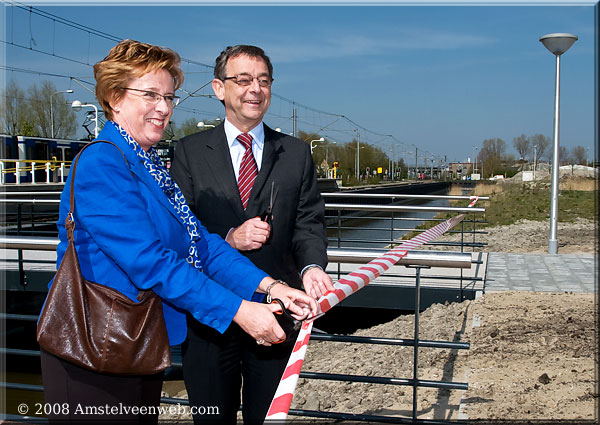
[322,193,488,252]
[2,236,476,423]
[2,192,485,422]
[0,159,72,185]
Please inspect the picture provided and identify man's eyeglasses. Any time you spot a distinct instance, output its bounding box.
[222,74,273,88]
[120,87,180,107]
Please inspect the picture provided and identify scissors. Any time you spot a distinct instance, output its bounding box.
[269,298,302,344]
[261,182,278,235]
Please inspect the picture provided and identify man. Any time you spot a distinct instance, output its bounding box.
[170,45,334,424]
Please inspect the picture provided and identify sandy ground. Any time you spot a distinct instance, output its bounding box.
[427,217,596,254]
[161,219,598,422]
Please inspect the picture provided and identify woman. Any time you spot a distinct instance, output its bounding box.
[39,39,316,424]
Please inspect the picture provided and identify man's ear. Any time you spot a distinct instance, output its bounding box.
[212,78,225,101]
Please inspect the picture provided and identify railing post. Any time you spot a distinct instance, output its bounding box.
[16,161,21,184]
[46,162,51,183]
[16,204,26,287]
[471,212,476,252]
[60,163,66,183]
[0,161,4,185]
[31,162,36,184]
[337,209,342,279]
[406,264,429,422]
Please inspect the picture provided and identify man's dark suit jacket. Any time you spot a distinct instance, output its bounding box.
[170,123,328,289]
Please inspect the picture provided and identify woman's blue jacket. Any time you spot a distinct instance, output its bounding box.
[52,123,267,345]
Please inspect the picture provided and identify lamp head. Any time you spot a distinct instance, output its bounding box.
[539,33,578,56]
[71,100,82,112]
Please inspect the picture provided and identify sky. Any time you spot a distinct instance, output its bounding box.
[1,1,597,164]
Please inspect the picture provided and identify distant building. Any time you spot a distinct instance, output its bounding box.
[448,161,472,178]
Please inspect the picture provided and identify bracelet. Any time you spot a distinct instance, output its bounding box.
[266,279,288,303]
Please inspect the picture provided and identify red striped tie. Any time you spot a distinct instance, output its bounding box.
[237,133,258,209]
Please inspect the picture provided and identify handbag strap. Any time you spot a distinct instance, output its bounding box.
[66,140,131,242]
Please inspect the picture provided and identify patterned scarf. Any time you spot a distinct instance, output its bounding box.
[112,121,202,269]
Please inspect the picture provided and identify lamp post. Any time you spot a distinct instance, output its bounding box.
[539,32,578,254]
[309,137,325,154]
[71,100,98,137]
[51,89,73,138]
[533,144,538,181]
[354,130,360,180]
[473,146,478,174]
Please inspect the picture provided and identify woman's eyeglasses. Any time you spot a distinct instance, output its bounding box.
[120,87,180,107]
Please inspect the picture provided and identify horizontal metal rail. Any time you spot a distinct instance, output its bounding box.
[0,237,475,269]
[325,203,485,213]
[323,192,489,201]
[300,371,468,390]
[328,248,472,268]
[0,199,60,204]
[0,235,60,250]
[309,333,469,350]
[1,313,39,322]
[287,408,465,424]
[0,191,62,196]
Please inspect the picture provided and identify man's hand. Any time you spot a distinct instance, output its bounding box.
[268,282,318,320]
[225,217,271,251]
[232,300,285,346]
[302,267,335,300]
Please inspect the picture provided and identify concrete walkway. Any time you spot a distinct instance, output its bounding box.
[485,252,596,293]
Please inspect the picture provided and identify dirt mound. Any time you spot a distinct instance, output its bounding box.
[509,164,598,182]
[294,291,597,421]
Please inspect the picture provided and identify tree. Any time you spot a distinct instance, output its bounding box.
[530,134,550,164]
[0,79,32,135]
[172,118,200,139]
[513,134,530,170]
[27,81,76,138]
[479,138,506,178]
[571,145,586,165]
[558,146,570,165]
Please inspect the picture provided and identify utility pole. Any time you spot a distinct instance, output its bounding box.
[414,147,418,182]
[292,103,297,138]
[355,129,360,181]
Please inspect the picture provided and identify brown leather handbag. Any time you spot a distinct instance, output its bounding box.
[36,141,171,375]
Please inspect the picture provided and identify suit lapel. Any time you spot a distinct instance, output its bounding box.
[202,127,248,222]
[246,125,281,218]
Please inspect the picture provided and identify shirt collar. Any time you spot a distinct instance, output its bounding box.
[224,119,265,150]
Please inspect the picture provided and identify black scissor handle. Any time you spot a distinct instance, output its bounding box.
[270,298,302,344]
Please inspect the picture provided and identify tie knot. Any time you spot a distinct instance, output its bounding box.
[237,133,253,150]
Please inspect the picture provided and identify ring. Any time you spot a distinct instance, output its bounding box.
[256,338,265,345]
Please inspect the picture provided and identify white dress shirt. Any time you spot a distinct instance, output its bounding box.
[224,119,265,181]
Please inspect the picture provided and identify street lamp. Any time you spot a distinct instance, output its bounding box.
[197,121,215,129]
[354,130,360,180]
[533,144,538,181]
[71,100,98,138]
[51,89,73,138]
[309,137,324,154]
[539,32,577,254]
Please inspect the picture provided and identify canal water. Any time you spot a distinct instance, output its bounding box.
[326,197,452,248]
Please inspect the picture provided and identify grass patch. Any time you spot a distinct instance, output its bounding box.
[401,180,596,240]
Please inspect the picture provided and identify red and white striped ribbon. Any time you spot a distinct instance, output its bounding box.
[265,196,479,422]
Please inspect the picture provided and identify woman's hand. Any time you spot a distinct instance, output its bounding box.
[232,300,285,346]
